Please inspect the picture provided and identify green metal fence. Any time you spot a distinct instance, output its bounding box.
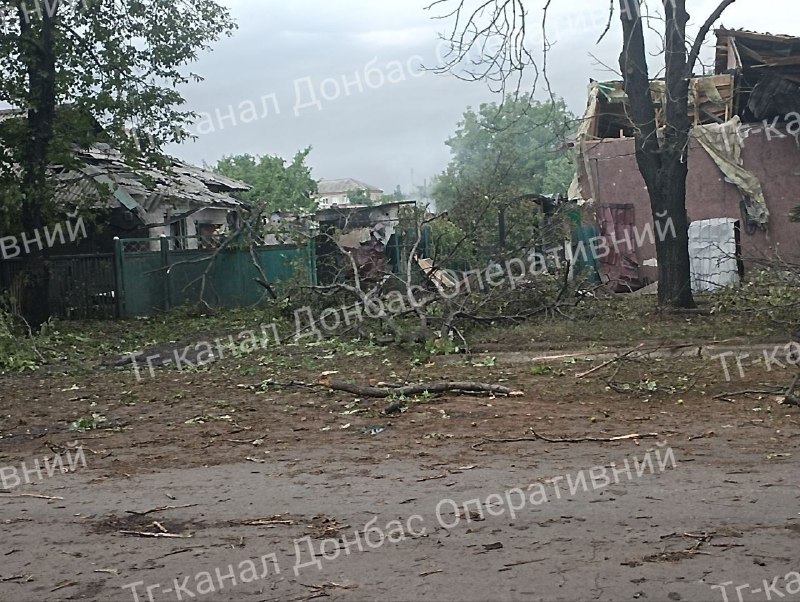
[114,236,314,317]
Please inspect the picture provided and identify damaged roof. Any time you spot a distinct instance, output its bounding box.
[589,74,735,138]
[0,109,250,218]
[56,143,250,215]
[715,28,800,120]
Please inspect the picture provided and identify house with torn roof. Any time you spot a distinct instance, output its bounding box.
[0,108,250,254]
[55,144,251,252]
[569,28,800,293]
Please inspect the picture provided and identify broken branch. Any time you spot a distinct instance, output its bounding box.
[119,530,192,539]
[125,504,198,516]
[319,378,516,398]
[530,431,659,443]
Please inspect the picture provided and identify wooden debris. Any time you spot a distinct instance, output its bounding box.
[125,504,197,516]
[1,574,32,583]
[472,436,538,450]
[576,345,645,378]
[50,580,76,592]
[712,388,783,400]
[319,376,516,399]
[152,521,169,533]
[239,517,297,527]
[159,546,207,559]
[530,431,659,443]
[119,530,192,539]
[472,431,659,450]
[297,581,354,601]
[480,542,504,552]
[0,493,63,500]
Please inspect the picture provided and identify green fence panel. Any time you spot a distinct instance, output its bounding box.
[120,251,168,316]
[116,238,311,317]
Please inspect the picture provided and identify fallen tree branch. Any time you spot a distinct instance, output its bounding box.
[711,388,783,400]
[319,378,517,398]
[576,345,645,378]
[0,493,63,500]
[472,436,539,450]
[530,431,659,443]
[125,504,197,516]
[471,431,660,450]
[119,530,192,539]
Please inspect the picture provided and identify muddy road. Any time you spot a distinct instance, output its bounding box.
[1,342,799,601]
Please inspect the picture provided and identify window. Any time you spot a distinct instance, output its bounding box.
[170,218,188,250]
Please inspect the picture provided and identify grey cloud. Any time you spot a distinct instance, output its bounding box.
[168,0,800,193]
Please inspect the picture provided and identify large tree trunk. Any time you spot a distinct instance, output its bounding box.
[618,0,696,308]
[17,2,58,327]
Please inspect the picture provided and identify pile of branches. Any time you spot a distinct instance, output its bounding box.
[292,210,602,349]
[713,258,800,333]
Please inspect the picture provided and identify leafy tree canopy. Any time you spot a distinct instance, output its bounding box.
[0,0,237,231]
[432,95,575,258]
[215,148,318,213]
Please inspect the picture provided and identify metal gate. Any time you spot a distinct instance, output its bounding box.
[0,255,117,320]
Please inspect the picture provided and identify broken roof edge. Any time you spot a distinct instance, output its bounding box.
[715,27,800,45]
[0,108,252,201]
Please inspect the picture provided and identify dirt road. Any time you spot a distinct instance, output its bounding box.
[1,342,799,601]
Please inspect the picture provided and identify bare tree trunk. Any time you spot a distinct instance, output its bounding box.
[618,0,695,308]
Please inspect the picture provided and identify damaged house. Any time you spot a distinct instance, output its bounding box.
[570,28,800,292]
[315,201,418,283]
[51,143,250,253]
[0,108,250,254]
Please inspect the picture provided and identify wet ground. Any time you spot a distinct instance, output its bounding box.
[1,338,799,601]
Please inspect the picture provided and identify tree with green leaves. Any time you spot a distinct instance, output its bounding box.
[215,148,318,213]
[345,187,377,207]
[432,94,574,259]
[0,0,236,233]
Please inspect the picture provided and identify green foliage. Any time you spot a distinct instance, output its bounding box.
[0,307,40,372]
[791,206,800,222]
[713,269,800,332]
[346,188,375,206]
[428,217,477,270]
[69,413,108,432]
[0,0,237,231]
[432,95,575,257]
[215,148,318,212]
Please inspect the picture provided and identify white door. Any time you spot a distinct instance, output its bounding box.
[688,218,739,292]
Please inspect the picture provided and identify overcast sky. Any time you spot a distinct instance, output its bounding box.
[169,0,799,194]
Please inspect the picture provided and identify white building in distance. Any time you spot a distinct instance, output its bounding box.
[313,178,383,208]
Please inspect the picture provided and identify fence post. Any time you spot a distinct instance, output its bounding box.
[160,235,171,312]
[113,237,125,318]
[307,236,318,286]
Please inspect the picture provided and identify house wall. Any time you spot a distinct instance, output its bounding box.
[314,191,384,208]
[141,206,232,250]
[581,133,800,281]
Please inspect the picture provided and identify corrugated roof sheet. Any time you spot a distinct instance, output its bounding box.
[0,109,250,214]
